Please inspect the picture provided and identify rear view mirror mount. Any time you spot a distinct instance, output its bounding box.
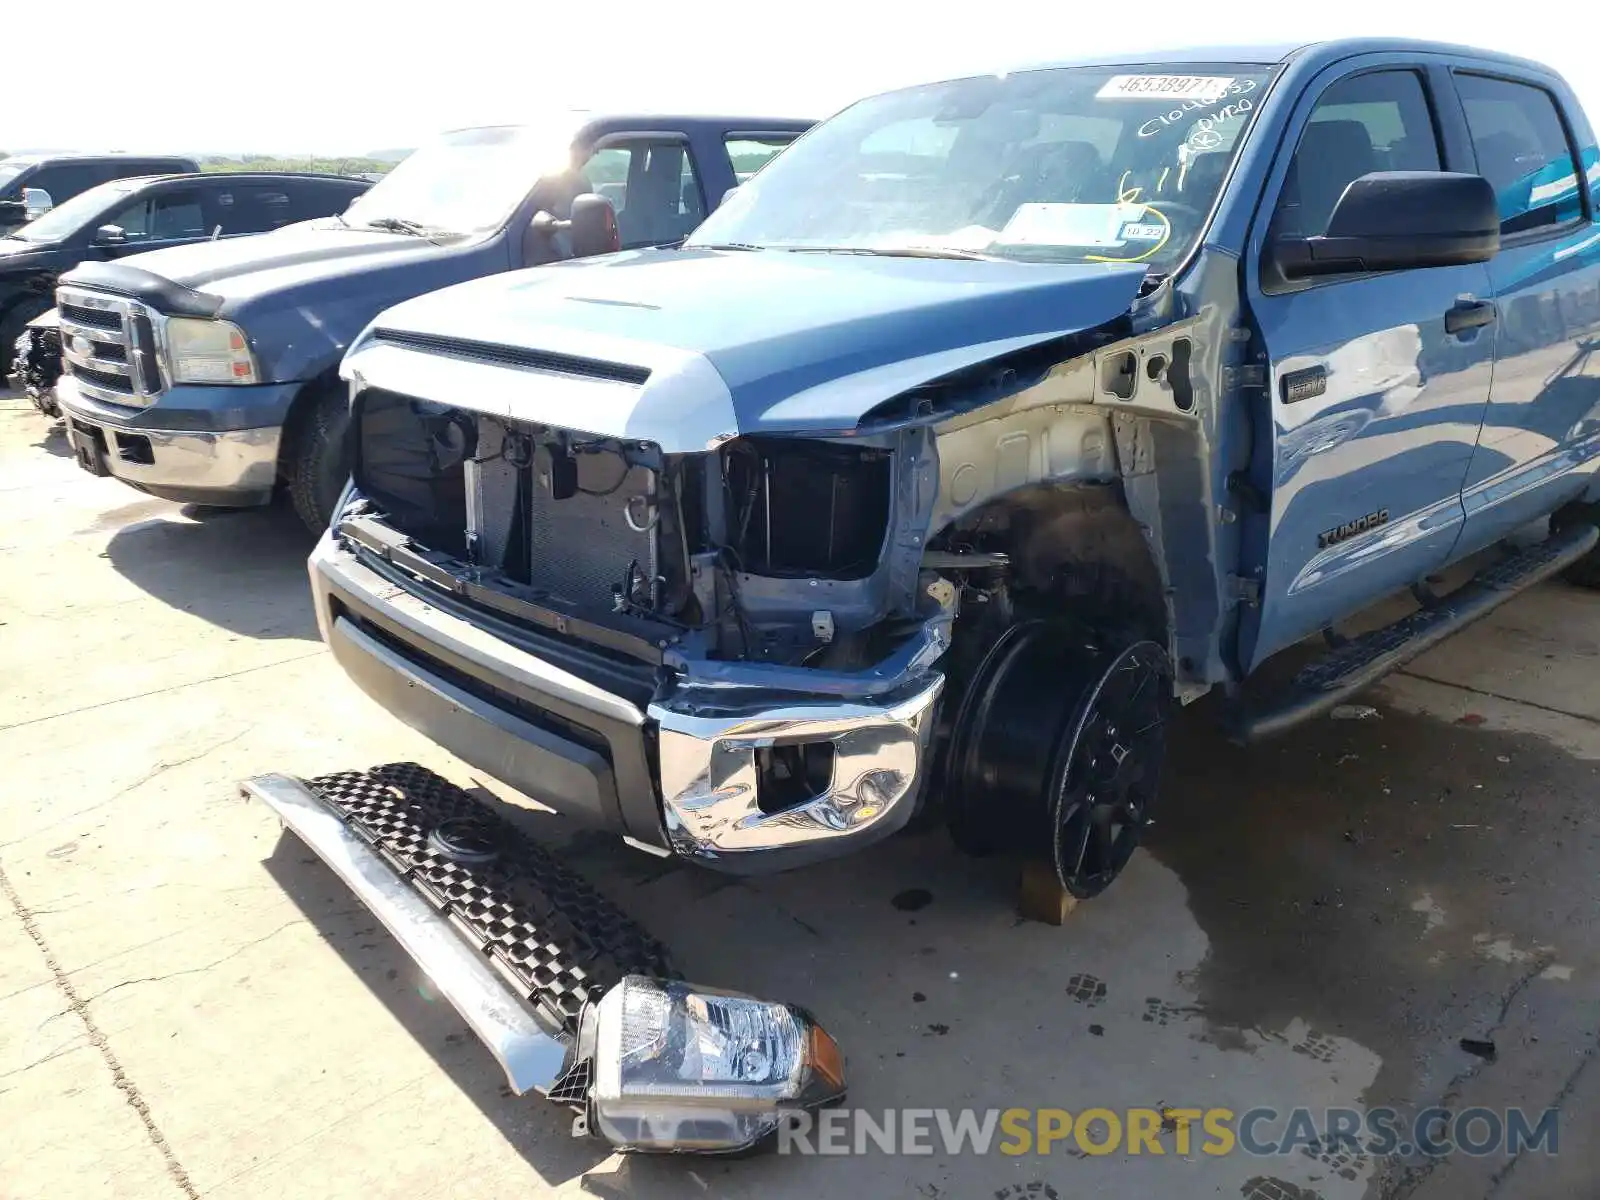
[22,187,54,221]
[531,193,620,259]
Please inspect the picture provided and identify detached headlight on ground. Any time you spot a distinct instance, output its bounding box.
[240,771,846,1158]
[584,976,846,1153]
[164,317,258,384]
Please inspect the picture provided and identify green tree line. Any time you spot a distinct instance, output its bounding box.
[198,156,396,177]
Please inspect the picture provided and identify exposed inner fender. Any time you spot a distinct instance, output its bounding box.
[931,482,1168,641]
[911,315,1220,688]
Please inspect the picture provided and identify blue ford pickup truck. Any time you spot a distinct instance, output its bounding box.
[49,116,810,530]
[240,38,1600,1153]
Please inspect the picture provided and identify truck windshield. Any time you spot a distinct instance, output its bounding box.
[343,123,578,236]
[7,178,143,243]
[688,64,1278,269]
[0,161,30,193]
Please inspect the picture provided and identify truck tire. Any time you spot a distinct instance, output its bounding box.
[1555,501,1600,588]
[282,382,351,534]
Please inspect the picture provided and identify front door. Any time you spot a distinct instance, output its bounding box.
[1240,61,1497,668]
[578,137,706,251]
[95,186,210,258]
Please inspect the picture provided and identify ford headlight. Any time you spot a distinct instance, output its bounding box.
[585,976,845,1153]
[165,317,258,385]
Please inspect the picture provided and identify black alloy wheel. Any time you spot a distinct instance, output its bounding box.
[946,622,1170,899]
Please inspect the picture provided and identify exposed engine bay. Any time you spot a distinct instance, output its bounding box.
[346,388,955,680]
[322,255,1227,890]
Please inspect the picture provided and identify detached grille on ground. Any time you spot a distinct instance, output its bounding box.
[308,762,674,1035]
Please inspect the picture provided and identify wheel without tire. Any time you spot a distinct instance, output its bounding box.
[283,383,352,534]
[946,623,1171,899]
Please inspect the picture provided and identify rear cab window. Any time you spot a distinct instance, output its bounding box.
[1454,73,1587,236]
[725,136,797,183]
[238,186,294,232]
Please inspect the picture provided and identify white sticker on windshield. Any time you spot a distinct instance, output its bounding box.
[1097,74,1234,102]
[1119,221,1166,242]
[999,203,1148,248]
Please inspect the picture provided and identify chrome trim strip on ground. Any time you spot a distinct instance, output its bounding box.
[240,772,572,1095]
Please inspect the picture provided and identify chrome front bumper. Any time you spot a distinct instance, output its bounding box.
[652,679,942,871]
[312,533,944,872]
[57,375,283,506]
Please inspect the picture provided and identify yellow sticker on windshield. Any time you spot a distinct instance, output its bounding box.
[1097,75,1234,102]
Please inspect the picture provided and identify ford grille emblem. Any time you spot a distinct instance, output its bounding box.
[428,816,501,865]
[70,334,95,359]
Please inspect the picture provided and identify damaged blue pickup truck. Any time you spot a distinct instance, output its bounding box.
[253,39,1600,1152]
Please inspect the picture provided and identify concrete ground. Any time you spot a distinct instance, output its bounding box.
[2,392,1596,1200]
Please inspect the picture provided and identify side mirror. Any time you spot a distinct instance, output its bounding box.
[94,224,128,246]
[22,186,54,220]
[1273,171,1499,280]
[531,192,620,259]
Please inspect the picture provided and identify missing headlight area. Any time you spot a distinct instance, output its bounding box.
[346,390,917,672]
[356,389,668,609]
[722,439,891,579]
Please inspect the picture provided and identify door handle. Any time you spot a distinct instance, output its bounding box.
[1445,299,1497,335]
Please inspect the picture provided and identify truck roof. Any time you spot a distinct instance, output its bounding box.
[105,171,372,186]
[1018,38,1557,78]
[439,114,814,139]
[0,150,197,167]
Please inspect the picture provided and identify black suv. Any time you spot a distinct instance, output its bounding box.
[5,171,370,395]
[0,152,200,236]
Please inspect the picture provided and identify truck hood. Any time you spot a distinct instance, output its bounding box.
[0,237,51,264]
[348,248,1148,449]
[115,223,474,311]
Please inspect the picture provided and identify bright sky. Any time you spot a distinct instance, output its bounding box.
[7,1,1598,156]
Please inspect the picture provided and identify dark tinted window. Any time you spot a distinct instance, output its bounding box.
[286,183,354,223]
[105,188,206,242]
[237,186,294,231]
[1274,70,1442,238]
[211,182,356,232]
[26,164,105,204]
[1456,74,1583,235]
